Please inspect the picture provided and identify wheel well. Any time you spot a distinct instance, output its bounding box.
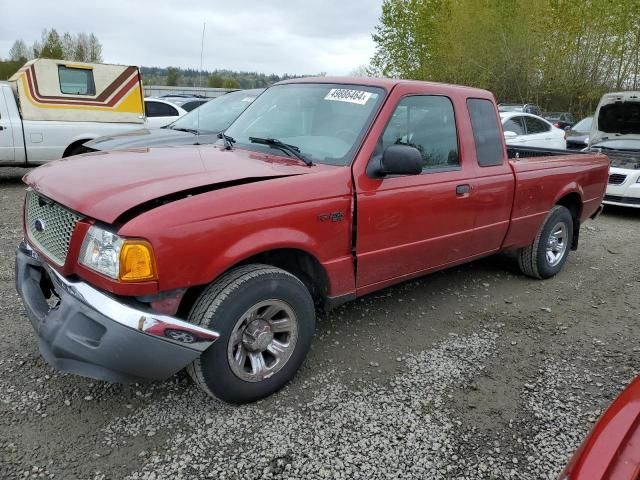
[177,249,329,318]
[556,192,582,250]
[62,139,92,157]
[241,249,329,306]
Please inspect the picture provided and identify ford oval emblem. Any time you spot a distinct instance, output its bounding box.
[34,218,46,233]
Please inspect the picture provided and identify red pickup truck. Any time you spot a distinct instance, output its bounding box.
[15,77,608,403]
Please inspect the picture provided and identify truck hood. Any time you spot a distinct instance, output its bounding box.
[24,146,316,224]
[84,127,218,151]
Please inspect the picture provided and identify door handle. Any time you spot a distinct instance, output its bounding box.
[456,184,471,196]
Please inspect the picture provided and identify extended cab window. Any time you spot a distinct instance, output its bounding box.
[467,98,503,167]
[58,66,96,95]
[145,101,179,117]
[381,95,459,170]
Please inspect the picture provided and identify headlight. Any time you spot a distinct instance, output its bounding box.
[79,226,156,281]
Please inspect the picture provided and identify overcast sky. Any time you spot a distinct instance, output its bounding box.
[0,0,384,75]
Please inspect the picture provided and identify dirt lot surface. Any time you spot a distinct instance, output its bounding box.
[1,166,639,480]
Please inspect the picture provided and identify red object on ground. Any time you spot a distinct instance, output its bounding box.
[561,376,640,480]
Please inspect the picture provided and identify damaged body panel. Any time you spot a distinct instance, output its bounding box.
[23,146,314,224]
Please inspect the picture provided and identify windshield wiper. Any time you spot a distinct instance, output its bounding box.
[172,127,200,134]
[248,137,313,166]
[218,132,236,150]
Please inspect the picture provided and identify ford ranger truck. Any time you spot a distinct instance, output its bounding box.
[15,78,609,404]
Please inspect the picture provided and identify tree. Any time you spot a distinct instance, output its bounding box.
[221,78,240,89]
[40,29,64,59]
[166,67,180,86]
[349,64,371,77]
[87,33,103,62]
[370,0,640,117]
[61,32,75,60]
[9,40,29,61]
[208,74,224,88]
[74,32,89,61]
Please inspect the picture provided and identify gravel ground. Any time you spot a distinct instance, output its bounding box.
[1,166,639,479]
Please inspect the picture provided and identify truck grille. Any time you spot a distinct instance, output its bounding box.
[608,173,627,184]
[25,190,82,266]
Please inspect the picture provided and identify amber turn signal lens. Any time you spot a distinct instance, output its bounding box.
[119,241,157,281]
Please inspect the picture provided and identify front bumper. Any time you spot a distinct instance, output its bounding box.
[15,241,219,383]
[604,167,640,208]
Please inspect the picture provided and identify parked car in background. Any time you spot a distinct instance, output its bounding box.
[0,59,145,166]
[181,99,209,112]
[500,112,566,149]
[566,117,593,150]
[498,103,542,116]
[560,375,640,479]
[588,91,640,208]
[144,98,187,128]
[158,94,210,111]
[543,112,575,130]
[17,77,607,403]
[84,88,264,152]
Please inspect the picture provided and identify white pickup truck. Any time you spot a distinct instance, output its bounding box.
[0,59,146,166]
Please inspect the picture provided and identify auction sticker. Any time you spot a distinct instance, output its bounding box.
[324,88,372,105]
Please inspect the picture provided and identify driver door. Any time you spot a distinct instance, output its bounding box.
[354,93,477,289]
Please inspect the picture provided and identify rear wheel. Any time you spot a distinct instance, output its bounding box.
[186,264,315,403]
[518,205,574,279]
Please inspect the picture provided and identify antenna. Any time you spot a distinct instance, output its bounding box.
[199,22,206,90]
[197,22,206,145]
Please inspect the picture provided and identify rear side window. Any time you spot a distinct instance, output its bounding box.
[145,101,179,117]
[525,116,551,134]
[467,98,503,167]
[503,117,525,135]
[181,100,207,112]
[58,66,96,95]
[381,95,459,171]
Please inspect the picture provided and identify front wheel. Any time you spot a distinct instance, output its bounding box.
[186,264,316,403]
[518,205,574,279]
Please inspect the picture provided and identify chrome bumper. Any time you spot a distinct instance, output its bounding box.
[16,240,219,383]
[24,241,219,352]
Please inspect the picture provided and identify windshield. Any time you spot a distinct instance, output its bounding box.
[170,89,262,133]
[224,83,385,166]
[572,117,592,131]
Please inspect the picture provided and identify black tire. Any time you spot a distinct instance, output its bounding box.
[518,205,574,279]
[186,264,315,403]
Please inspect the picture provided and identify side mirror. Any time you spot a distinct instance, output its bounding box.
[503,131,518,139]
[380,144,423,176]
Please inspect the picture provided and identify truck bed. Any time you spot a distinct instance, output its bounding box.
[506,145,590,159]
[502,148,609,249]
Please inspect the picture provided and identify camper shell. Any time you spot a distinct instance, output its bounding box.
[0,59,146,166]
[9,58,144,123]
